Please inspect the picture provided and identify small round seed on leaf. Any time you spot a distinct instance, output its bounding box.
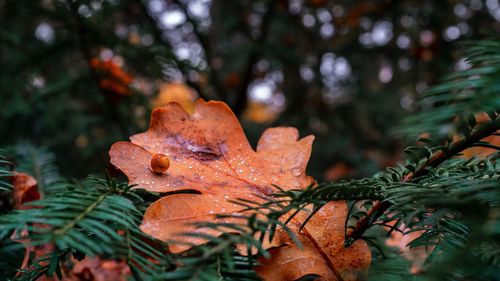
[109,100,371,280]
[150,154,170,174]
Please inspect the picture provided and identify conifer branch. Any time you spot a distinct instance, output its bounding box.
[52,190,112,237]
[346,116,500,241]
[406,117,500,180]
[0,151,13,193]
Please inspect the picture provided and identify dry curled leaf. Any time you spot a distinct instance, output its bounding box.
[28,256,130,281]
[11,172,40,210]
[62,257,130,281]
[385,221,432,275]
[109,100,371,280]
[10,173,130,281]
[10,172,46,278]
[9,173,59,281]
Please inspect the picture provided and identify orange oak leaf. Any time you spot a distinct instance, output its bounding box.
[109,100,371,280]
[256,201,371,281]
[109,100,314,249]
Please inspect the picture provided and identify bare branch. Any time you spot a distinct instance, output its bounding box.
[233,0,277,117]
[135,0,210,100]
[170,0,228,101]
[66,0,130,136]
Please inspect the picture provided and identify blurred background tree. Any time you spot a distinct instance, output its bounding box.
[1,0,499,180]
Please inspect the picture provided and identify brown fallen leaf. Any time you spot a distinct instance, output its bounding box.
[62,257,130,281]
[153,82,197,113]
[10,173,131,281]
[9,171,46,278]
[256,201,371,281]
[385,221,431,274]
[110,100,314,249]
[27,256,130,281]
[109,99,371,280]
[11,171,40,210]
[9,172,55,280]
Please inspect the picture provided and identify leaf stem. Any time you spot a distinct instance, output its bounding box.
[301,227,345,281]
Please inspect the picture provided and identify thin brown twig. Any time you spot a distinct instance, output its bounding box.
[170,0,228,102]
[233,0,277,117]
[134,0,210,100]
[346,117,500,241]
[66,0,130,136]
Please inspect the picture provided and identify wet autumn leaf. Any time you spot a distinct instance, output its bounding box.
[109,99,371,280]
[256,201,371,281]
[110,100,313,250]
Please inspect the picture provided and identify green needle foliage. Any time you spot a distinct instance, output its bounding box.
[0,153,13,194]
[0,177,167,280]
[396,39,500,139]
[0,39,499,280]
[255,154,500,280]
[9,143,60,194]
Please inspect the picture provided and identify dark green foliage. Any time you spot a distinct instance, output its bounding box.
[1,2,500,278]
[2,0,498,181]
[0,238,26,280]
[396,39,500,139]
[0,177,167,279]
[8,143,60,194]
[0,151,13,193]
[158,244,261,281]
[15,249,70,281]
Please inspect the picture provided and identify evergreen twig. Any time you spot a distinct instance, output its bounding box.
[347,116,499,241]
